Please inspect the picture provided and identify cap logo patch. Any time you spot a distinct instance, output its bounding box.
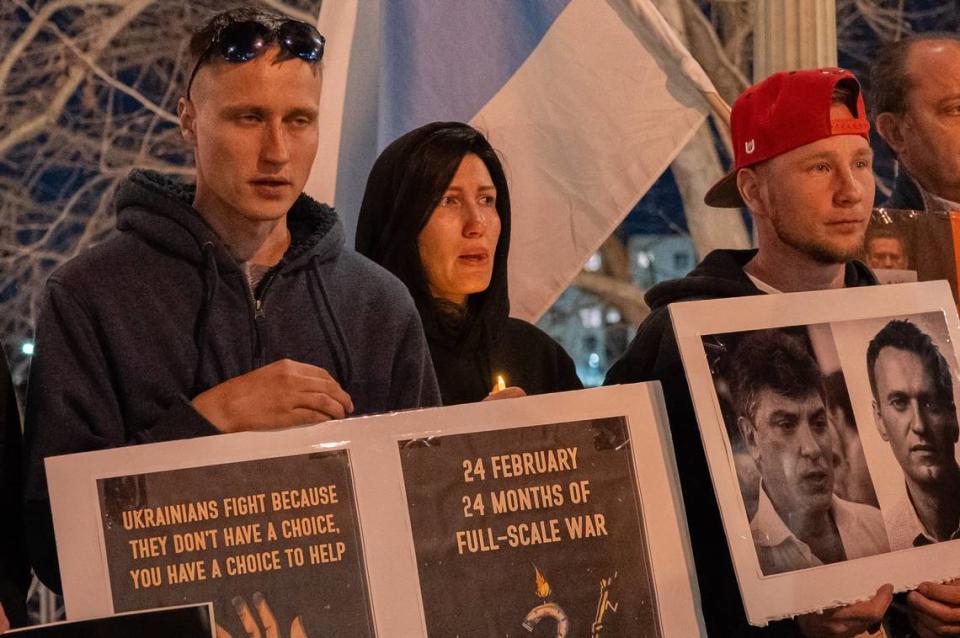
[745,139,755,154]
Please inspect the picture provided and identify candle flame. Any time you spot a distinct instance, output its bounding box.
[495,375,506,392]
[534,564,551,599]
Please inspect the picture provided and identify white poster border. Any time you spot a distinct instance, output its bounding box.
[47,383,704,636]
[671,279,960,625]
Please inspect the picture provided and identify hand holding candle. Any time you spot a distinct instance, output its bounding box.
[483,373,526,401]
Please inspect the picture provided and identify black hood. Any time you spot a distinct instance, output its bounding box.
[114,169,343,271]
[354,122,511,352]
[645,249,762,310]
[645,248,878,311]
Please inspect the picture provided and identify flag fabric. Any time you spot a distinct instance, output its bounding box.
[308,0,712,322]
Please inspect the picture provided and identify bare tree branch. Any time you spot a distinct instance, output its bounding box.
[677,0,749,105]
[0,65,84,156]
[44,17,179,126]
[0,0,154,155]
[0,0,127,93]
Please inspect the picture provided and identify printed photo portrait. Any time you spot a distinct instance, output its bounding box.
[672,282,960,624]
[831,312,960,553]
[867,209,958,294]
[702,325,889,577]
[863,224,911,272]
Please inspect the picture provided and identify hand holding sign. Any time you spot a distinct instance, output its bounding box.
[796,584,892,638]
[907,578,960,638]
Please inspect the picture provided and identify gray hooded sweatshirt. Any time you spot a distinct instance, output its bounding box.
[23,169,440,590]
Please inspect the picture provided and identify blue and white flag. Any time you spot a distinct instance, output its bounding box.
[307,0,714,321]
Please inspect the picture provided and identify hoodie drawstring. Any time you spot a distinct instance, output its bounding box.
[306,255,354,388]
[192,242,220,395]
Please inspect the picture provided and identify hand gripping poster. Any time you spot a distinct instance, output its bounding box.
[671,280,960,626]
[47,384,703,636]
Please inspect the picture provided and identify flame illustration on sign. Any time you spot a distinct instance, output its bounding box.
[534,564,551,599]
[523,565,569,637]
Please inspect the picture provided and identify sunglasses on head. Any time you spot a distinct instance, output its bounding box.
[186,19,325,98]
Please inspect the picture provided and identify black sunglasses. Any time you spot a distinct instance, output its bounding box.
[186,20,325,98]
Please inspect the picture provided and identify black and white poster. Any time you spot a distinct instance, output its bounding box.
[673,281,960,625]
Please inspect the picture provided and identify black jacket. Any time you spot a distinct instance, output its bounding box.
[605,249,876,637]
[1,354,28,628]
[427,316,582,405]
[355,122,581,404]
[24,169,440,591]
[885,168,923,211]
[881,169,959,301]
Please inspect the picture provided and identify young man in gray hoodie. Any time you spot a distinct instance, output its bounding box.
[23,7,440,592]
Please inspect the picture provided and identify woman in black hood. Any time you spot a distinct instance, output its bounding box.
[356,122,582,405]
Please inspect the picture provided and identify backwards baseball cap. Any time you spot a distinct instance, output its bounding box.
[704,68,870,208]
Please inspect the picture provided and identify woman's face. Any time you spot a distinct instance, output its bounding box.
[418,153,501,305]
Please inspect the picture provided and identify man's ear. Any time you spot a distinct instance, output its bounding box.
[737,168,766,219]
[178,97,197,145]
[738,415,761,465]
[875,112,905,155]
[873,399,890,442]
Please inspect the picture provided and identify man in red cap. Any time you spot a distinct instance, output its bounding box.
[606,68,891,636]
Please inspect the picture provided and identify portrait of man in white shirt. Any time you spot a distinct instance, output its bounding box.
[731,329,890,575]
[867,319,960,550]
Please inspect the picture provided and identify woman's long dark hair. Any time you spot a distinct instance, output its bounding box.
[355,122,512,345]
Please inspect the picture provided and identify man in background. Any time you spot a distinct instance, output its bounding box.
[869,35,960,300]
[871,34,960,213]
[864,228,909,271]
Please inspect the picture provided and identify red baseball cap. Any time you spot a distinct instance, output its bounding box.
[704,68,871,208]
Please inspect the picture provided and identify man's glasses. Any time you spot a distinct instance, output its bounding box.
[186,20,325,98]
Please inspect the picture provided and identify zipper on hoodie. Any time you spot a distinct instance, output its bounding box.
[247,269,281,368]
[243,282,264,368]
